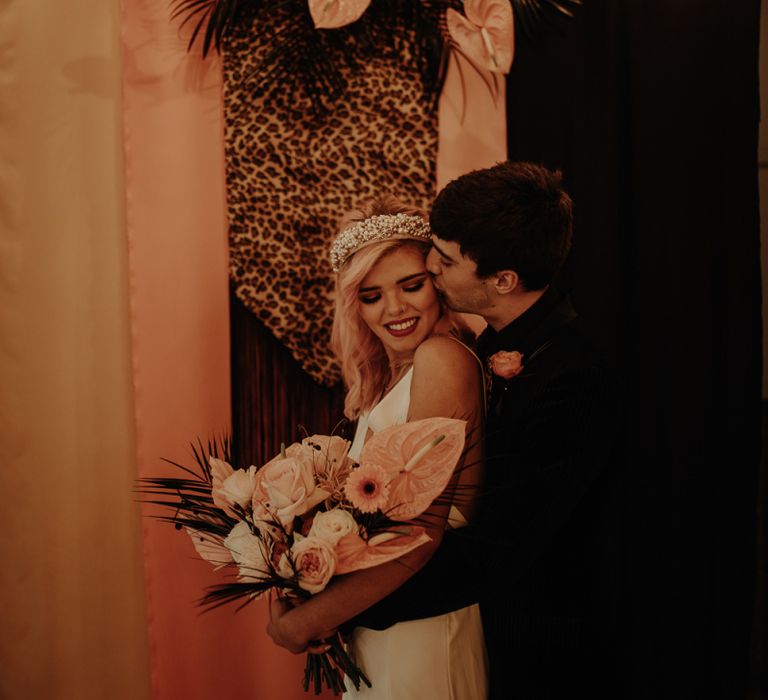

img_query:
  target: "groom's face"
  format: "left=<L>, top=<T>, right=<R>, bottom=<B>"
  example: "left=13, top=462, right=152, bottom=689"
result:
left=426, top=236, right=492, bottom=314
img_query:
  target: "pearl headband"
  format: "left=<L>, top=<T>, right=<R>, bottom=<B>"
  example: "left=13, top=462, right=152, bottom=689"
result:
left=329, top=213, right=432, bottom=273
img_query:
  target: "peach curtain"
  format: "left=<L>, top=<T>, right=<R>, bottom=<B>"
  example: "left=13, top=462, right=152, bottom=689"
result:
left=0, top=0, right=150, bottom=698
left=437, top=52, right=508, bottom=191
left=120, top=2, right=312, bottom=699
left=437, top=52, right=507, bottom=335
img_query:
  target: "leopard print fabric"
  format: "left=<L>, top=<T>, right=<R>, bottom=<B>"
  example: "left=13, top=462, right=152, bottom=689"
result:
left=224, top=15, right=438, bottom=386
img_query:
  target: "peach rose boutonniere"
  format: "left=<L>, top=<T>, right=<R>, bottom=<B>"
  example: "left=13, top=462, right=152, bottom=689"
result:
left=488, top=350, right=524, bottom=379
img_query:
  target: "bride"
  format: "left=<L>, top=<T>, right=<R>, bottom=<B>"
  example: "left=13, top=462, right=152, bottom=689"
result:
left=267, top=196, right=487, bottom=698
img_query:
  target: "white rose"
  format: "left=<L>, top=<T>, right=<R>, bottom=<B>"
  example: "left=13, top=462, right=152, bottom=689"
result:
left=224, top=521, right=269, bottom=587
left=307, top=509, right=359, bottom=546
left=213, top=465, right=258, bottom=518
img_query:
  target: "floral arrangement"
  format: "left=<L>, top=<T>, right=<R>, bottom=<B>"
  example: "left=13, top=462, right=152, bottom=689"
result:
left=138, top=417, right=466, bottom=694
left=171, top=0, right=581, bottom=112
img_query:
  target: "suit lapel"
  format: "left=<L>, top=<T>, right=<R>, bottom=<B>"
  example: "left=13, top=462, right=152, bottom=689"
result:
left=482, top=291, right=578, bottom=417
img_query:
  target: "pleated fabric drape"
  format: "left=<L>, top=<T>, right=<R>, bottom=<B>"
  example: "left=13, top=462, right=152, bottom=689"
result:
left=0, top=0, right=150, bottom=697
left=0, top=0, right=314, bottom=697
left=120, top=2, right=317, bottom=698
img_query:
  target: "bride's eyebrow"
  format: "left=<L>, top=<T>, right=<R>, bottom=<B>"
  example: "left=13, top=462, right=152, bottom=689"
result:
left=359, top=272, right=427, bottom=293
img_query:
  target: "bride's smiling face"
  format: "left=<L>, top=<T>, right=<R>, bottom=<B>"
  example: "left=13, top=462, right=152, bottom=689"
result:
left=357, top=246, right=441, bottom=363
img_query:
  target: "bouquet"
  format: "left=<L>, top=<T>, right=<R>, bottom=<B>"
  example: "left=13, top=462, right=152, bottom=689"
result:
left=138, top=417, right=466, bottom=694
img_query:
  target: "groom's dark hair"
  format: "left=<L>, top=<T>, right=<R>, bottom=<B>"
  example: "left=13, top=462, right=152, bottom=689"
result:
left=430, top=161, right=573, bottom=290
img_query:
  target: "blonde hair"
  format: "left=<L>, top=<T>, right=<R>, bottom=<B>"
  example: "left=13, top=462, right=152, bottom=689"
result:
left=331, top=196, right=431, bottom=419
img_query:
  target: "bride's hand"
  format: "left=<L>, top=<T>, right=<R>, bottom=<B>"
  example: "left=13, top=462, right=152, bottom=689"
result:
left=266, top=593, right=335, bottom=654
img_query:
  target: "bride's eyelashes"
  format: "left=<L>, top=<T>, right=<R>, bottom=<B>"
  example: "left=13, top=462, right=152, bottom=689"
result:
left=358, top=281, right=426, bottom=305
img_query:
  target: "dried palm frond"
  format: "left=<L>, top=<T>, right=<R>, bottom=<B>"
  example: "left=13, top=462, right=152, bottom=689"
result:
left=171, top=0, right=581, bottom=113
left=135, top=435, right=236, bottom=533
left=171, top=0, right=254, bottom=56
left=512, top=0, right=583, bottom=39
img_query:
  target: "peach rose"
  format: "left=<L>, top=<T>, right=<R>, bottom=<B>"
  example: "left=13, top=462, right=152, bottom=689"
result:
left=489, top=350, right=524, bottom=379
left=280, top=536, right=337, bottom=594
left=252, top=444, right=329, bottom=529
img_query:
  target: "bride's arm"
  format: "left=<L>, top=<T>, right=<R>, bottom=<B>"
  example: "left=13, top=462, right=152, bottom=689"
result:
left=267, top=337, right=484, bottom=652
left=408, top=336, right=485, bottom=524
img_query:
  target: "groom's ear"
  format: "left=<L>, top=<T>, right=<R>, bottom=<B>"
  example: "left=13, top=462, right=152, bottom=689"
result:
left=492, top=270, right=520, bottom=295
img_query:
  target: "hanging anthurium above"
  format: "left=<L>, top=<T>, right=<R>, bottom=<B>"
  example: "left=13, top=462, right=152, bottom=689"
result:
left=170, top=0, right=580, bottom=114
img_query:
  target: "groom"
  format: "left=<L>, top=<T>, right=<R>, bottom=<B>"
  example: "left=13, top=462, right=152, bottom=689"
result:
left=352, top=161, right=625, bottom=698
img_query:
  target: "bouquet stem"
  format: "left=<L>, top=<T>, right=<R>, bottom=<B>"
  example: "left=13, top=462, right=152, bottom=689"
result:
left=303, top=632, right=371, bottom=695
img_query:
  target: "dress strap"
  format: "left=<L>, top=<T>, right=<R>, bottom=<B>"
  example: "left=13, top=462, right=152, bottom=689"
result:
left=440, top=333, right=487, bottom=416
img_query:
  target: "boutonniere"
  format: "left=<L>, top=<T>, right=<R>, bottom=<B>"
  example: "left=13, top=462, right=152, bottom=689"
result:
left=488, top=350, right=524, bottom=379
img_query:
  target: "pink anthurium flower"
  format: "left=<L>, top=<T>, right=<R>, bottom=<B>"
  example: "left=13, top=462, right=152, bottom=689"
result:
left=446, top=0, right=515, bottom=74
left=334, top=527, right=432, bottom=574
left=358, top=417, right=466, bottom=521
left=308, top=0, right=371, bottom=30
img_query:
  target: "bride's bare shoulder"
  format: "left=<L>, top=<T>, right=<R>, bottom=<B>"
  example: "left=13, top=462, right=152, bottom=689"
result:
left=413, top=335, right=481, bottom=380
left=409, top=336, right=483, bottom=418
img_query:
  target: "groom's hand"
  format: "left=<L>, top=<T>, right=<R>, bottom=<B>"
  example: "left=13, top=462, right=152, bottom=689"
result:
left=266, top=594, right=335, bottom=655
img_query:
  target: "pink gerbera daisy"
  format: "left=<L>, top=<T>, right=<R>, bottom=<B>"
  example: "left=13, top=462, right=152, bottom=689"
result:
left=344, top=463, right=391, bottom=513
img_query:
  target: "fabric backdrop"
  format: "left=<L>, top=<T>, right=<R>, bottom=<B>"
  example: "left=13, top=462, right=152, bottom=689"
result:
left=1, top=0, right=327, bottom=698
left=120, top=1, right=320, bottom=698
left=0, top=0, right=151, bottom=697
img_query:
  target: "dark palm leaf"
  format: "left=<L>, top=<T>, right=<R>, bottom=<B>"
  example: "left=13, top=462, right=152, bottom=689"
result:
left=173, top=0, right=581, bottom=115
left=135, top=435, right=236, bottom=531
left=512, top=0, right=582, bottom=39
left=171, top=0, right=253, bottom=56
left=199, top=580, right=280, bottom=612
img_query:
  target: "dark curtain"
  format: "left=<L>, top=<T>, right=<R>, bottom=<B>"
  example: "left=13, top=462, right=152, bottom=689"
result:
left=503, top=0, right=762, bottom=698
left=231, top=1, right=763, bottom=697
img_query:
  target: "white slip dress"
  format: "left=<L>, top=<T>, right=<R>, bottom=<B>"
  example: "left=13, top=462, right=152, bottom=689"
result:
left=344, top=365, right=488, bottom=700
